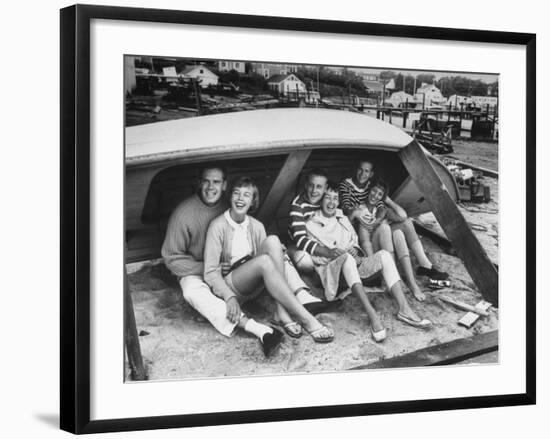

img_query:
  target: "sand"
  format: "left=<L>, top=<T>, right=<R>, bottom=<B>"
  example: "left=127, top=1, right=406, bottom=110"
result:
left=126, top=140, right=499, bottom=381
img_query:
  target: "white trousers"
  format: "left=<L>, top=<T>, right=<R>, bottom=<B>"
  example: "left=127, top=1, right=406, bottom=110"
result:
left=179, top=275, right=237, bottom=337
left=179, top=259, right=314, bottom=338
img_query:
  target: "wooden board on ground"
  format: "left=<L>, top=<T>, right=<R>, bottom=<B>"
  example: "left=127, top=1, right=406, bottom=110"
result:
left=439, top=295, right=491, bottom=316
left=352, top=330, right=498, bottom=369
left=399, top=141, right=499, bottom=305
left=458, top=301, right=492, bottom=328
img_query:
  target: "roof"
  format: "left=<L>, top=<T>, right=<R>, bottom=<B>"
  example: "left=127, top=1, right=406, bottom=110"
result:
left=417, top=83, right=441, bottom=93
left=267, top=74, right=302, bottom=84
left=125, top=108, right=413, bottom=166
left=364, top=81, right=384, bottom=92
left=389, top=91, right=415, bottom=101
left=180, top=65, right=217, bottom=77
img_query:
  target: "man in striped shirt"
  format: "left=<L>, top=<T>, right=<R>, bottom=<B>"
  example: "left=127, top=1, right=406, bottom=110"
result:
left=338, top=159, right=374, bottom=216
left=339, top=158, right=449, bottom=283
left=288, top=168, right=347, bottom=272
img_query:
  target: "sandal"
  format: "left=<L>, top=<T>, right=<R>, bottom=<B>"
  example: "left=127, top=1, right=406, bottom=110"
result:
left=397, top=312, right=432, bottom=329
left=371, top=325, right=387, bottom=342
left=270, top=320, right=303, bottom=339
left=306, top=325, right=334, bottom=343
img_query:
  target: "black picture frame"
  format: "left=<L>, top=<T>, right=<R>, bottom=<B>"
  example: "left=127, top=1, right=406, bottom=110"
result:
left=60, top=4, right=536, bottom=434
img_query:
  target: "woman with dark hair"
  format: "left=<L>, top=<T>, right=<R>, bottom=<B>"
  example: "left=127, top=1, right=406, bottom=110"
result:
left=306, top=181, right=432, bottom=340
left=342, top=159, right=449, bottom=302
left=203, top=177, right=334, bottom=353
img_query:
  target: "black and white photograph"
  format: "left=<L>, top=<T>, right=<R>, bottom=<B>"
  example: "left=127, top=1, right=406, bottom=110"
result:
left=124, top=56, right=500, bottom=382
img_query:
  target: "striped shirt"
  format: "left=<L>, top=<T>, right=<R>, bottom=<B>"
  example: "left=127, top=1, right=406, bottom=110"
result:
left=288, top=194, right=320, bottom=254
left=338, top=178, right=371, bottom=214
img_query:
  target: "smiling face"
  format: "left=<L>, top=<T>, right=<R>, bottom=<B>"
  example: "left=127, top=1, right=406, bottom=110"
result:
left=305, top=174, right=328, bottom=205
left=230, top=184, right=255, bottom=218
left=320, top=188, right=339, bottom=218
left=368, top=185, right=386, bottom=205
left=199, top=168, right=226, bottom=206
left=355, top=161, right=374, bottom=187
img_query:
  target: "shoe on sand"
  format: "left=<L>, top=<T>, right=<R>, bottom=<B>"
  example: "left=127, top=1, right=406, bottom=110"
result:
left=261, top=328, right=284, bottom=357
left=371, top=325, right=387, bottom=342
left=306, top=325, right=334, bottom=343
left=270, top=320, right=303, bottom=339
left=397, top=312, right=432, bottom=329
left=416, top=266, right=449, bottom=280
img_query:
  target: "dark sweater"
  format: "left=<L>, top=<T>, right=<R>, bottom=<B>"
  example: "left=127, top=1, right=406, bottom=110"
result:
left=162, top=194, right=227, bottom=278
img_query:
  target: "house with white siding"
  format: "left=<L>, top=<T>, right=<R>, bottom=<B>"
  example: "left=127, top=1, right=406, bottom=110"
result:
left=414, top=83, right=445, bottom=106
left=267, top=74, right=307, bottom=97
left=252, top=63, right=298, bottom=79
left=446, top=94, right=472, bottom=107
left=387, top=91, right=417, bottom=108
left=471, top=96, right=498, bottom=108
left=180, top=65, right=219, bottom=88
left=217, top=60, right=246, bottom=73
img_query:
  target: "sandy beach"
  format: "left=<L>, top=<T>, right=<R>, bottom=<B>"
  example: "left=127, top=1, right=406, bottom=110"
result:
left=126, top=140, right=499, bottom=381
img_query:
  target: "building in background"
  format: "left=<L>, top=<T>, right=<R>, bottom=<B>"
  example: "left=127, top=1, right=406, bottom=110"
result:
left=471, top=96, right=498, bottom=108
left=267, top=73, right=307, bottom=99
left=446, top=94, right=473, bottom=108
left=180, top=65, right=219, bottom=88
left=217, top=61, right=246, bottom=73
left=387, top=91, right=417, bottom=108
left=252, top=63, right=298, bottom=79
left=414, top=82, right=445, bottom=106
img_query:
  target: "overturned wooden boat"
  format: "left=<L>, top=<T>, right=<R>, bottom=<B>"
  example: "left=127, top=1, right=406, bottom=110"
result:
left=124, top=107, right=498, bottom=379
left=126, top=108, right=460, bottom=259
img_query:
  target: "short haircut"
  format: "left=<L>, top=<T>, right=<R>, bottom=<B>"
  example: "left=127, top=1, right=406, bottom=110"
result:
left=305, top=167, right=329, bottom=183
left=198, top=163, right=227, bottom=181
left=325, top=180, right=340, bottom=193
left=357, top=157, right=375, bottom=170
left=370, top=178, right=390, bottom=199
left=230, top=176, right=260, bottom=213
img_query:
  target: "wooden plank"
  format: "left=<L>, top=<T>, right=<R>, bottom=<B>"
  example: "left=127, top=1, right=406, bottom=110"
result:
left=458, top=300, right=492, bottom=328
left=456, top=351, right=499, bottom=364
left=257, top=150, right=311, bottom=224
left=444, top=156, right=499, bottom=178
left=399, top=140, right=499, bottom=306
left=352, top=330, right=498, bottom=369
left=124, top=266, right=148, bottom=380
left=413, top=220, right=499, bottom=271
left=439, top=296, right=491, bottom=316
left=412, top=219, right=454, bottom=251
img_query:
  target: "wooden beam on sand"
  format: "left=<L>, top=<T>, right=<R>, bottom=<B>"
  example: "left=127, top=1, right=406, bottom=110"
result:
left=257, top=150, right=311, bottom=224
left=445, top=156, right=499, bottom=179
left=124, top=266, right=148, bottom=381
left=352, top=330, right=498, bottom=369
left=399, top=140, right=499, bottom=306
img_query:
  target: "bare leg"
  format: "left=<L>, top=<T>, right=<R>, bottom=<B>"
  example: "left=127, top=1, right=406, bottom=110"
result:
left=259, top=236, right=306, bottom=324
left=357, top=226, right=374, bottom=257
left=341, top=254, right=383, bottom=332
left=393, top=229, right=425, bottom=301
left=229, top=255, right=332, bottom=336
left=353, top=283, right=384, bottom=332
left=259, top=235, right=286, bottom=273
left=376, top=250, right=421, bottom=321
left=373, top=222, right=394, bottom=258
left=395, top=218, right=432, bottom=268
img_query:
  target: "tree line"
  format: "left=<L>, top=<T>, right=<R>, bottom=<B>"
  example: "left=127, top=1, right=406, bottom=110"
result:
left=380, top=71, right=498, bottom=97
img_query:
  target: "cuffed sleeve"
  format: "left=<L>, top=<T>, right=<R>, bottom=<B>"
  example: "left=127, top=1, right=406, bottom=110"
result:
left=203, top=219, right=237, bottom=301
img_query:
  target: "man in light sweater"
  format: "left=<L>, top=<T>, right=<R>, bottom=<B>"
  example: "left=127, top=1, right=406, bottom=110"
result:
left=162, top=165, right=324, bottom=351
